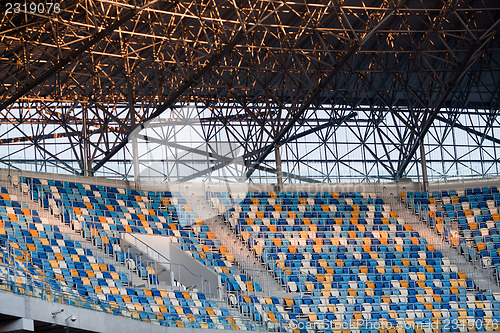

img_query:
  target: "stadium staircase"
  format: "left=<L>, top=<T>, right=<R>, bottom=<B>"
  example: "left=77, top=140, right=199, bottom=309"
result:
left=178, top=188, right=288, bottom=297
left=386, top=193, right=500, bottom=294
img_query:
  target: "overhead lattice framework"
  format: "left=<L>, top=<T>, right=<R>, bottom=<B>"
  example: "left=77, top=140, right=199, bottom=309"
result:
left=0, top=0, right=499, bottom=182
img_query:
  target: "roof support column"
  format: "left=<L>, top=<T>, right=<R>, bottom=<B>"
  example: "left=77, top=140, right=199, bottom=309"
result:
left=132, top=134, right=141, bottom=189
left=419, top=138, right=428, bottom=192
left=275, top=143, right=283, bottom=191
left=83, top=105, right=90, bottom=177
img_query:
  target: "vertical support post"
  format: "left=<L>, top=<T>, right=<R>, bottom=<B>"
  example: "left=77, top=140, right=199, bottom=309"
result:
left=170, top=266, right=175, bottom=289
left=132, top=134, right=140, bottom=189
left=420, top=138, right=429, bottom=192
left=275, top=143, right=283, bottom=191
left=83, top=104, right=89, bottom=176
left=218, top=275, right=222, bottom=299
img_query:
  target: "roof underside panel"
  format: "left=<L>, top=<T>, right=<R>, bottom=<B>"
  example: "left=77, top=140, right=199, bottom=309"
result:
left=0, top=0, right=499, bottom=182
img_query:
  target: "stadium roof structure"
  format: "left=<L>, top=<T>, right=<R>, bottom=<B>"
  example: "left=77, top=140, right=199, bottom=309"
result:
left=0, top=0, right=499, bottom=183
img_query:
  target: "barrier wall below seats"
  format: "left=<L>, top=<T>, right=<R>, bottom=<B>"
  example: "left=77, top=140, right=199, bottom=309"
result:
left=4, top=167, right=500, bottom=203
left=0, top=290, right=253, bottom=333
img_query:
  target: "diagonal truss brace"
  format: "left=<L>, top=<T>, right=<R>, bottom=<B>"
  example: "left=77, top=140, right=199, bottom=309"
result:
left=435, top=115, right=500, bottom=145
left=92, top=29, right=247, bottom=174
left=180, top=111, right=357, bottom=182
left=137, top=135, right=320, bottom=183
left=245, top=6, right=398, bottom=179
left=0, top=1, right=160, bottom=112
left=394, top=24, right=500, bottom=180
left=285, top=112, right=357, bottom=143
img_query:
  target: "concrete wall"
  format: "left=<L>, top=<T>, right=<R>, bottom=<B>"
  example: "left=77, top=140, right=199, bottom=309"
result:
left=122, top=233, right=173, bottom=261
left=0, top=168, right=133, bottom=191
left=0, top=291, right=253, bottom=333
left=121, top=234, right=219, bottom=297
left=3, top=167, right=500, bottom=198
left=168, top=241, right=220, bottom=297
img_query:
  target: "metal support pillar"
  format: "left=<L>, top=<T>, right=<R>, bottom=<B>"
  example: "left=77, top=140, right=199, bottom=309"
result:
left=420, top=138, right=429, bottom=192
left=275, top=143, right=283, bottom=191
left=132, top=134, right=140, bottom=189
left=83, top=105, right=89, bottom=177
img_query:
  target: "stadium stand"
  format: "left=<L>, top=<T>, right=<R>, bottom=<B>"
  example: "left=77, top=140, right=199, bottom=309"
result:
left=2, top=1, right=500, bottom=332
left=210, top=190, right=500, bottom=331
left=0, top=179, right=261, bottom=331
left=20, top=177, right=262, bottom=294
left=404, top=187, right=500, bottom=285
left=3, top=174, right=500, bottom=332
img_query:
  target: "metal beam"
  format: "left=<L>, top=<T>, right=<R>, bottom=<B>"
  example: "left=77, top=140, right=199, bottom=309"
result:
left=245, top=7, right=398, bottom=179
left=136, top=135, right=231, bottom=161
left=91, top=29, right=247, bottom=174
left=0, top=1, right=159, bottom=112
left=282, top=112, right=357, bottom=144
left=257, top=166, right=321, bottom=184
left=435, top=115, right=500, bottom=146
left=138, top=134, right=320, bottom=183
left=177, top=111, right=356, bottom=182
left=0, top=131, right=78, bottom=144
left=394, top=31, right=499, bottom=180
left=176, top=156, right=321, bottom=183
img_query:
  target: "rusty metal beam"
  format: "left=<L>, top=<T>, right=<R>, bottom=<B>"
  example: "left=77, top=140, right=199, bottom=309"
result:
left=0, top=1, right=160, bottom=112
